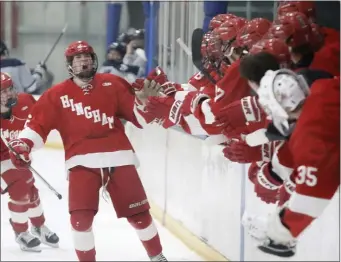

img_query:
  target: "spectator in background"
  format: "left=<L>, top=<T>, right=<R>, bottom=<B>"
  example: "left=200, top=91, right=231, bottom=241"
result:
left=98, top=42, right=140, bottom=83
left=122, top=29, right=147, bottom=77
left=0, top=40, right=49, bottom=95
left=29, top=68, right=54, bottom=94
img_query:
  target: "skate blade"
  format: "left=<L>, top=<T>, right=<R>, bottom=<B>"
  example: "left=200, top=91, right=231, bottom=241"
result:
left=41, top=240, right=59, bottom=248
left=31, top=232, right=59, bottom=248
left=20, top=246, right=42, bottom=252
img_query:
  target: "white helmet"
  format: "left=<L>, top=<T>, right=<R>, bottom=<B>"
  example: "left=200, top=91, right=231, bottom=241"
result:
left=257, top=69, right=310, bottom=136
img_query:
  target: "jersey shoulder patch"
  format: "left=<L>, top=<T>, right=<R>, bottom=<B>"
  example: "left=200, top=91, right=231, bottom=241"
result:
left=0, top=58, right=25, bottom=68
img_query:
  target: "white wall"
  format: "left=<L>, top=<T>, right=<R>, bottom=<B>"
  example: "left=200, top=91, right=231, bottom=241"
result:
left=44, top=122, right=340, bottom=261
left=3, top=1, right=129, bottom=83
left=124, top=123, right=340, bottom=261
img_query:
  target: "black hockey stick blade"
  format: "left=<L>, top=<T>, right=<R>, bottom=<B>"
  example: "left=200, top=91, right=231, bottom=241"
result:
left=191, top=28, right=217, bottom=84
left=191, top=28, right=205, bottom=72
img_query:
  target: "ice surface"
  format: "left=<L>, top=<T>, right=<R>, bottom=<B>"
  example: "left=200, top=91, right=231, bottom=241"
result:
left=1, top=148, right=203, bottom=261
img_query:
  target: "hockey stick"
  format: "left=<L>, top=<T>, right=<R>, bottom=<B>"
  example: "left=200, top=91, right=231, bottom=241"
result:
left=191, top=28, right=217, bottom=84
left=0, top=134, right=63, bottom=200
left=41, top=23, right=68, bottom=66
left=176, top=38, right=192, bottom=57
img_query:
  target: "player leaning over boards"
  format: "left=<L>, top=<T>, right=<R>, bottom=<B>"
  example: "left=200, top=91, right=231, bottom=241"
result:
left=7, top=41, right=167, bottom=262
left=0, top=72, right=59, bottom=252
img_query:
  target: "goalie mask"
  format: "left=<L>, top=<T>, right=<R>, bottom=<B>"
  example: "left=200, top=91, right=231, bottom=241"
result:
left=1, top=72, right=18, bottom=117
left=257, top=69, right=310, bottom=137
left=65, top=40, right=98, bottom=82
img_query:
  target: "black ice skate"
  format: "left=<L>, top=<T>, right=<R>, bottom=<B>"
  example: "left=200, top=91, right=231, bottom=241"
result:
left=15, top=231, right=42, bottom=252
left=31, top=225, right=59, bottom=248
left=150, top=253, right=168, bottom=261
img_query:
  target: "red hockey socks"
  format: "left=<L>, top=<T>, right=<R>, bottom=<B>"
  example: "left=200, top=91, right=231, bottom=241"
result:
left=71, top=210, right=96, bottom=261
left=127, top=210, right=163, bottom=257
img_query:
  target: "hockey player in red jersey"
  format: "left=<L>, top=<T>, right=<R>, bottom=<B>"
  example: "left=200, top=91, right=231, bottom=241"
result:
left=245, top=69, right=339, bottom=257
left=145, top=17, right=254, bottom=138
left=270, top=10, right=340, bottom=76
left=277, top=0, right=340, bottom=47
left=0, top=72, right=59, bottom=252
left=216, top=38, right=291, bottom=138
left=6, top=41, right=167, bottom=262
left=182, top=18, right=272, bottom=134
left=277, top=1, right=340, bottom=75
left=217, top=38, right=292, bottom=165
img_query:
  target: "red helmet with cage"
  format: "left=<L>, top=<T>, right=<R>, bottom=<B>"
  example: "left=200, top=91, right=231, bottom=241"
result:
left=64, top=40, right=98, bottom=81
left=277, top=1, right=316, bottom=23
left=271, top=12, right=313, bottom=48
left=208, top=13, right=237, bottom=31
left=205, top=33, right=223, bottom=60
left=200, top=33, right=226, bottom=76
left=250, top=38, right=291, bottom=68
left=1, top=72, right=17, bottom=109
left=212, top=17, right=248, bottom=50
left=235, top=18, right=272, bottom=50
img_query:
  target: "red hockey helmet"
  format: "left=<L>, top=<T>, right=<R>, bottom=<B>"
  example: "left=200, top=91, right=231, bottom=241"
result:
left=0, top=72, right=17, bottom=109
left=271, top=12, right=312, bottom=48
left=0, top=72, right=13, bottom=90
left=213, top=17, right=248, bottom=49
left=235, top=18, right=272, bottom=50
left=205, top=33, right=223, bottom=60
left=250, top=38, right=291, bottom=68
left=277, top=1, right=316, bottom=23
left=64, top=40, right=98, bottom=81
left=200, top=33, right=227, bottom=76
left=208, top=13, right=237, bottom=31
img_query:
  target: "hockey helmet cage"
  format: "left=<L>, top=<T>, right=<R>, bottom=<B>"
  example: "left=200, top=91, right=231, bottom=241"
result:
left=64, top=40, right=98, bottom=80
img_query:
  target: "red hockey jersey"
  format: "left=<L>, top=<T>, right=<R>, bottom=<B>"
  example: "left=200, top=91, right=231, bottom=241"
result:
left=310, top=27, right=340, bottom=76
left=194, top=59, right=251, bottom=135
left=172, top=72, right=217, bottom=136
left=18, top=73, right=145, bottom=170
left=282, top=77, right=340, bottom=237
left=1, top=93, right=36, bottom=173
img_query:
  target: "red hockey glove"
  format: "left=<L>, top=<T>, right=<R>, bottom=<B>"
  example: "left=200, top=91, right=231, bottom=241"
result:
left=145, top=96, right=182, bottom=128
left=278, top=174, right=296, bottom=207
left=223, top=140, right=275, bottom=164
left=214, top=96, right=266, bottom=138
left=131, top=78, right=145, bottom=92
left=8, top=138, right=33, bottom=169
left=254, top=162, right=283, bottom=204
left=146, top=66, right=169, bottom=85
left=248, top=162, right=263, bottom=184
left=180, top=91, right=210, bottom=117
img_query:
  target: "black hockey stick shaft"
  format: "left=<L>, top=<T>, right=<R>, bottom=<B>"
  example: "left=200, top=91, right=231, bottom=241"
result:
left=191, top=28, right=217, bottom=84
left=41, top=23, right=68, bottom=66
